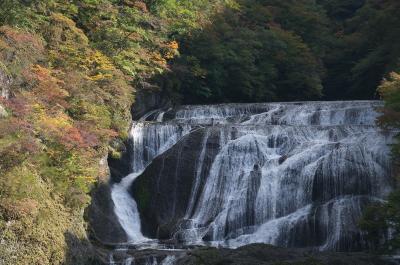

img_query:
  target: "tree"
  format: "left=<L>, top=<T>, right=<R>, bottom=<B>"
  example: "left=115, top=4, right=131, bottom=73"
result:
left=360, top=72, right=400, bottom=252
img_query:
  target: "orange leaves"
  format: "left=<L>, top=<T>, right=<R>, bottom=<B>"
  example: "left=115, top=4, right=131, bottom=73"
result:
left=167, top=40, right=179, bottom=50
left=84, top=51, right=115, bottom=81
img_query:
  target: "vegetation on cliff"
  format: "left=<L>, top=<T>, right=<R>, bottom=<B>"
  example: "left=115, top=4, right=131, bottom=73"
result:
left=0, top=1, right=178, bottom=264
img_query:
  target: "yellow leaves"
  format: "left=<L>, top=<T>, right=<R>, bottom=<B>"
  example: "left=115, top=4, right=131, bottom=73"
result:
left=84, top=51, right=116, bottom=81
left=0, top=60, right=10, bottom=76
left=0, top=164, right=45, bottom=201
left=32, top=103, right=44, bottom=113
left=87, top=73, right=113, bottom=81
left=377, top=72, right=400, bottom=128
left=39, top=113, right=72, bottom=129
left=71, top=100, right=112, bottom=129
left=86, top=51, right=115, bottom=71
left=221, top=0, right=241, bottom=11
left=379, top=72, right=400, bottom=98
left=31, top=65, right=51, bottom=80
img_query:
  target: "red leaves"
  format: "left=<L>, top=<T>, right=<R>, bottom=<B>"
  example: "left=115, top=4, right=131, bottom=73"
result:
left=59, top=125, right=100, bottom=150
left=23, top=65, right=69, bottom=108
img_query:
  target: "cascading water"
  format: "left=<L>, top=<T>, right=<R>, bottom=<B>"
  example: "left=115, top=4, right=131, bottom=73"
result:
left=110, top=101, right=396, bottom=263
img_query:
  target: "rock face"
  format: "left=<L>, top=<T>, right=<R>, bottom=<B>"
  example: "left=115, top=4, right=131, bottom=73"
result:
left=0, top=66, right=11, bottom=99
left=0, top=105, right=7, bottom=118
left=104, top=101, right=396, bottom=253
left=86, top=183, right=127, bottom=244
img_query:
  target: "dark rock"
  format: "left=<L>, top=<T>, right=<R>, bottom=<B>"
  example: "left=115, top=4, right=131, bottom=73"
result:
left=131, top=89, right=171, bottom=120
left=278, top=155, right=287, bottom=164
left=86, top=183, right=127, bottom=244
left=131, top=128, right=221, bottom=238
left=108, top=140, right=133, bottom=183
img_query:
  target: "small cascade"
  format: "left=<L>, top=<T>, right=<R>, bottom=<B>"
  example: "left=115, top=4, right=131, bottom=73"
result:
left=141, top=256, right=176, bottom=265
left=108, top=253, right=177, bottom=265
left=110, top=101, right=395, bottom=253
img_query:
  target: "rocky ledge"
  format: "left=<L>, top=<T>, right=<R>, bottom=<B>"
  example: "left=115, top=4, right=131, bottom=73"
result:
left=178, top=244, right=399, bottom=265
left=97, top=244, right=399, bottom=265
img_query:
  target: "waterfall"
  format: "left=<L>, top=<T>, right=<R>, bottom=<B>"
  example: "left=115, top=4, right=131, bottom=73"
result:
left=111, top=101, right=395, bottom=251
left=111, top=122, right=191, bottom=242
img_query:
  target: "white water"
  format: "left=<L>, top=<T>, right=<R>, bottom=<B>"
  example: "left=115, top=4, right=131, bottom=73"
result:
left=111, top=101, right=395, bottom=251
left=111, top=171, right=148, bottom=242
left=141, top=256, right=176, bottom=265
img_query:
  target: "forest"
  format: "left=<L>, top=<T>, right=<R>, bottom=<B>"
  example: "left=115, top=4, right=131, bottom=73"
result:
left=0, top=0, right=399, bottom=264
